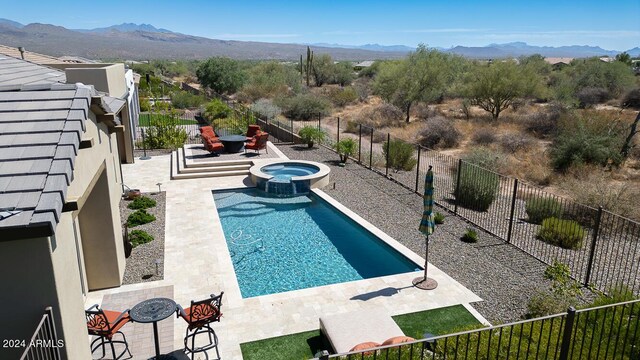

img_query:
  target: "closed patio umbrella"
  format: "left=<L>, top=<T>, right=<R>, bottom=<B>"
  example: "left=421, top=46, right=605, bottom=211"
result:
left=413, top=165, right=438, bottom=290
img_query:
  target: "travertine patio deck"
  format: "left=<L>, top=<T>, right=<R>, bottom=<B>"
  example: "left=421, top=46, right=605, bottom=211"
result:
left=86, top=142, right=485, bottom=359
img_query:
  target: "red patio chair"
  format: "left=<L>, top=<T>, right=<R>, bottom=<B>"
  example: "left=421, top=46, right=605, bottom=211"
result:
left=246, top=124, right=261, bottom=140
left=245, top=132, right=269, bottom=154
left=85, top=304, right=132, bottom=360
left=176, top=292, right=224, bottom=360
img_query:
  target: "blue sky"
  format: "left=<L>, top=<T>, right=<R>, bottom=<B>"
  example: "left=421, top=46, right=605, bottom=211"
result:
left=2, top=0, right=639, bottom=50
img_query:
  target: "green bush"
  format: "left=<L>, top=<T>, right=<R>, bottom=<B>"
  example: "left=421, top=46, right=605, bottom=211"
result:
left=383, top=139, right=417, bottom=172
left=462, top=147, right=507, bottom=173
left=297, top=126, right=325, bottom=147
left=129, top=230, right=154, bottom=248
left=203, top=98, right=232, bottom=121
left=127, top=210, right=156, bottom=227
left=279, top=94, right=331, bottom=121
left=139, top=97, right=151, bottom=112
left=327, top=86, right=358, bottom=107
left=526, top=291, right=576, bottom=318
left=170, top=91, right=206, bottom=109
left=525, top=196, right=563, bottom=224
left=434, top=212, right=445, bottom=224
left=143, top=113, right=188, bottom=150
left=461, top=228, right=478, bottom=243
left=335, top=138, right=358, bottom=163
left=127, top=196, right=157, bottom=210
left=537, top=217, right=585, bottom=249
left=456, top=163, right=499, bottom=212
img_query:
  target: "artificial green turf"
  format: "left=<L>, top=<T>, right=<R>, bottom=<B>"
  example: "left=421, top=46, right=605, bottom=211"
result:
left=240, top=330, right=328, bottom=360
left=240, top=305, right=482, bottom=360
left=392, top=304, right=483, bottom=339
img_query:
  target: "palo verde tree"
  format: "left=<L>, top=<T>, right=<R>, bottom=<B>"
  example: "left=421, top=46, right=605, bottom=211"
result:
left=464, top=60, right=541, bottom=120
left=374, top=45, right=456, bottom=122
left=196, top=57, right=245, bottom=95
left=312, top=54, right=335, bottom=87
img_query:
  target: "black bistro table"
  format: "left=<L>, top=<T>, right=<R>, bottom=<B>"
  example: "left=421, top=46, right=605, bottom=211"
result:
left=130, top=297, right=176, bottom=359
left=219, top=134, right=247, bottom=153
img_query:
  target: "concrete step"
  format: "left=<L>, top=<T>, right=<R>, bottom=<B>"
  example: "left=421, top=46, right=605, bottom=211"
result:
left=171, top=149, right=250, bottom=180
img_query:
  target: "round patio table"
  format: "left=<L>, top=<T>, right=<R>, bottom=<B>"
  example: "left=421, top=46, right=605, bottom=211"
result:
left=130, top=297, right=176, bottom=359
left=219, top=135, right=247, bottom=153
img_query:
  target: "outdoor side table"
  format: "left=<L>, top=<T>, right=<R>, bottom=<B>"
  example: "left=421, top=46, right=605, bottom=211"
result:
left=219, top=134, right=248, bottom=153
left=130, top=297, right=176, bottom=359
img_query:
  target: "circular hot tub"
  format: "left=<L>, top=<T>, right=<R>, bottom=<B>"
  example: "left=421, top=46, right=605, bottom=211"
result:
left=250, top=160, right=330, bottom=196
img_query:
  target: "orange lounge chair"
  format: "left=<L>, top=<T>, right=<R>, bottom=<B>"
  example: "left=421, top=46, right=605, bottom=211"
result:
left=245, top=132, right=269, bottom=154
left=177, top=292, right=224, bottom=360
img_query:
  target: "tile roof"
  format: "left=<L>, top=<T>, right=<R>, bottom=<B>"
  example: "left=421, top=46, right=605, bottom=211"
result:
left=0, top=44, right=70, bottom=65
left=0, top=56, right=66, bottom=86
left=0, top=79, right=93, bottom=238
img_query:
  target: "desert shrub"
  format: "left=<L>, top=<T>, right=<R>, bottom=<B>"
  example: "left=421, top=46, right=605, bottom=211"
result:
left=412, top=103, right=437, bottom=120
left=499, top=132, right=534, bottom=152
left=418, top=116, right=461, bottom=149
left=129, top=230, right=154, bottom=248
left=327, top=87, right=358, bottom=107
left=456, top=164, right=499, bottom=212
left=279, top=94, right=331, bottom=120
left=370, top=103, right=404, bottom=123
left=526, top=291, right=575, bottom=318
left=344, top=120, right=360, bottom=134
left=461, top=228, right=478, bottom=243
left=352, top=78, right=371, bottom=101
left=522, top=107, right=562, bottom=138
left=525, top=197, right=563, bottom=224
left=143, top=113, right=188, bottom=149
left=127, top=209, right=156, bottom=227
left=527, top=261, right=582, bottom=317
left=170, top=91, right=206, bottom=109
left=127, top=196, right=157, bottom=210
left=203, top=98, right=232, bottom=121
left=472, top=127, right=497, bottom=145
left=622, top=88, right=640, bottom=109
left=383, top=139, right=417, bottom=172
left=434, top=212, right=445, bottom=224
left=576, top=87, right=610, bottom=108
left=462, top=147, right=508, bottom=173
left=537, top=217, right=585, bottom=249
left=461, top=99, right=472, bottom=120
left=550, top=122, right=624, bottom=171
left=250, top=98, right=281, bottom=119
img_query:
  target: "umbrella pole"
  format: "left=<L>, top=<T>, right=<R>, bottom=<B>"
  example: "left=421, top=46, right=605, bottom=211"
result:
left=413, top=235, right=438, bottom=290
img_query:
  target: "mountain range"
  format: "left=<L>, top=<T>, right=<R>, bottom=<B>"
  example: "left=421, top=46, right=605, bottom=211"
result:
left=0, top=19, right=637, bottom=61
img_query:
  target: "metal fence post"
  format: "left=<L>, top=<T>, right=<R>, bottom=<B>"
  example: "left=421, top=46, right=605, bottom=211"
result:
left=369, top=130, right=373, bottom=168
left=558, top=307, right=577, bottom=360
left=584, top=206, right=604, bottom=286
left=336, top=117, right=340, bottom=144
left=454, top=158, right=463, bottom=215
left=385, top=133, right=391, bottom=176
left=415, top=146, right=421, bottom=193
left=318, top=112, right=321, bottom=131
left=290, top=118, right=294, bottom=143
left=140, top=127, right=151, bottom=160
left=506, top=179, right=519, bottom=244
left=358, top=124, right=362, bottom=163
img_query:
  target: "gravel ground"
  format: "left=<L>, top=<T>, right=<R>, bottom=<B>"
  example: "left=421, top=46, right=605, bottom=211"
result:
left=120, top=192, right=166, bottom=284
left=279, top=144, right=591, bottom=323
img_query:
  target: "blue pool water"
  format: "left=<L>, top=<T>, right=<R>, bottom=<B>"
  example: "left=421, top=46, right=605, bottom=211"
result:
left=261, top=163, right=319, bottom=181
left=213, top=188, right=419, bottom=298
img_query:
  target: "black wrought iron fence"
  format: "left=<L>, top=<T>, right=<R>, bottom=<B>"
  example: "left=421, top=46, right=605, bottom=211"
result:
left=318, top=299, right=640, bottom=360
left=318, top=119, right=640, bottom=295
left=20, top=307, right=61, bottom=360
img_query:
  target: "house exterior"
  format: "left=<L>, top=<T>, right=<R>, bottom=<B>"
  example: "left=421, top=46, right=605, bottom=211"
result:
left=0, top=56, right=127, bottom=359
left=544, top=57, right=574, bottom=70
left=0, top=45, right=140, bottom=164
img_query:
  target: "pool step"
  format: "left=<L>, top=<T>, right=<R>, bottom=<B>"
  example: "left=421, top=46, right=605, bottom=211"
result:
left=171, top=149, right=251, bottom=180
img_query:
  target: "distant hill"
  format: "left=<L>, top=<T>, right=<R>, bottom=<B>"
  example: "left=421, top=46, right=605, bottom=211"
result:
left=0, top=19, right=635, bottom=61
left=0, top=20, right=406, bottom=61
left=0, top=18, right=24, bottom=28
left=75, top=23, right=174, bottom=34
left=445, top=42, right=621, bottom=58
left=626, top=47, right=640, bottom=57
left=311, top=43, right=415, bottom=53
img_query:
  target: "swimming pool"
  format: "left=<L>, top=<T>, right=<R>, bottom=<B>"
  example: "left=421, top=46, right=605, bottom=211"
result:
left=213, top=188, right=419, bottom=298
